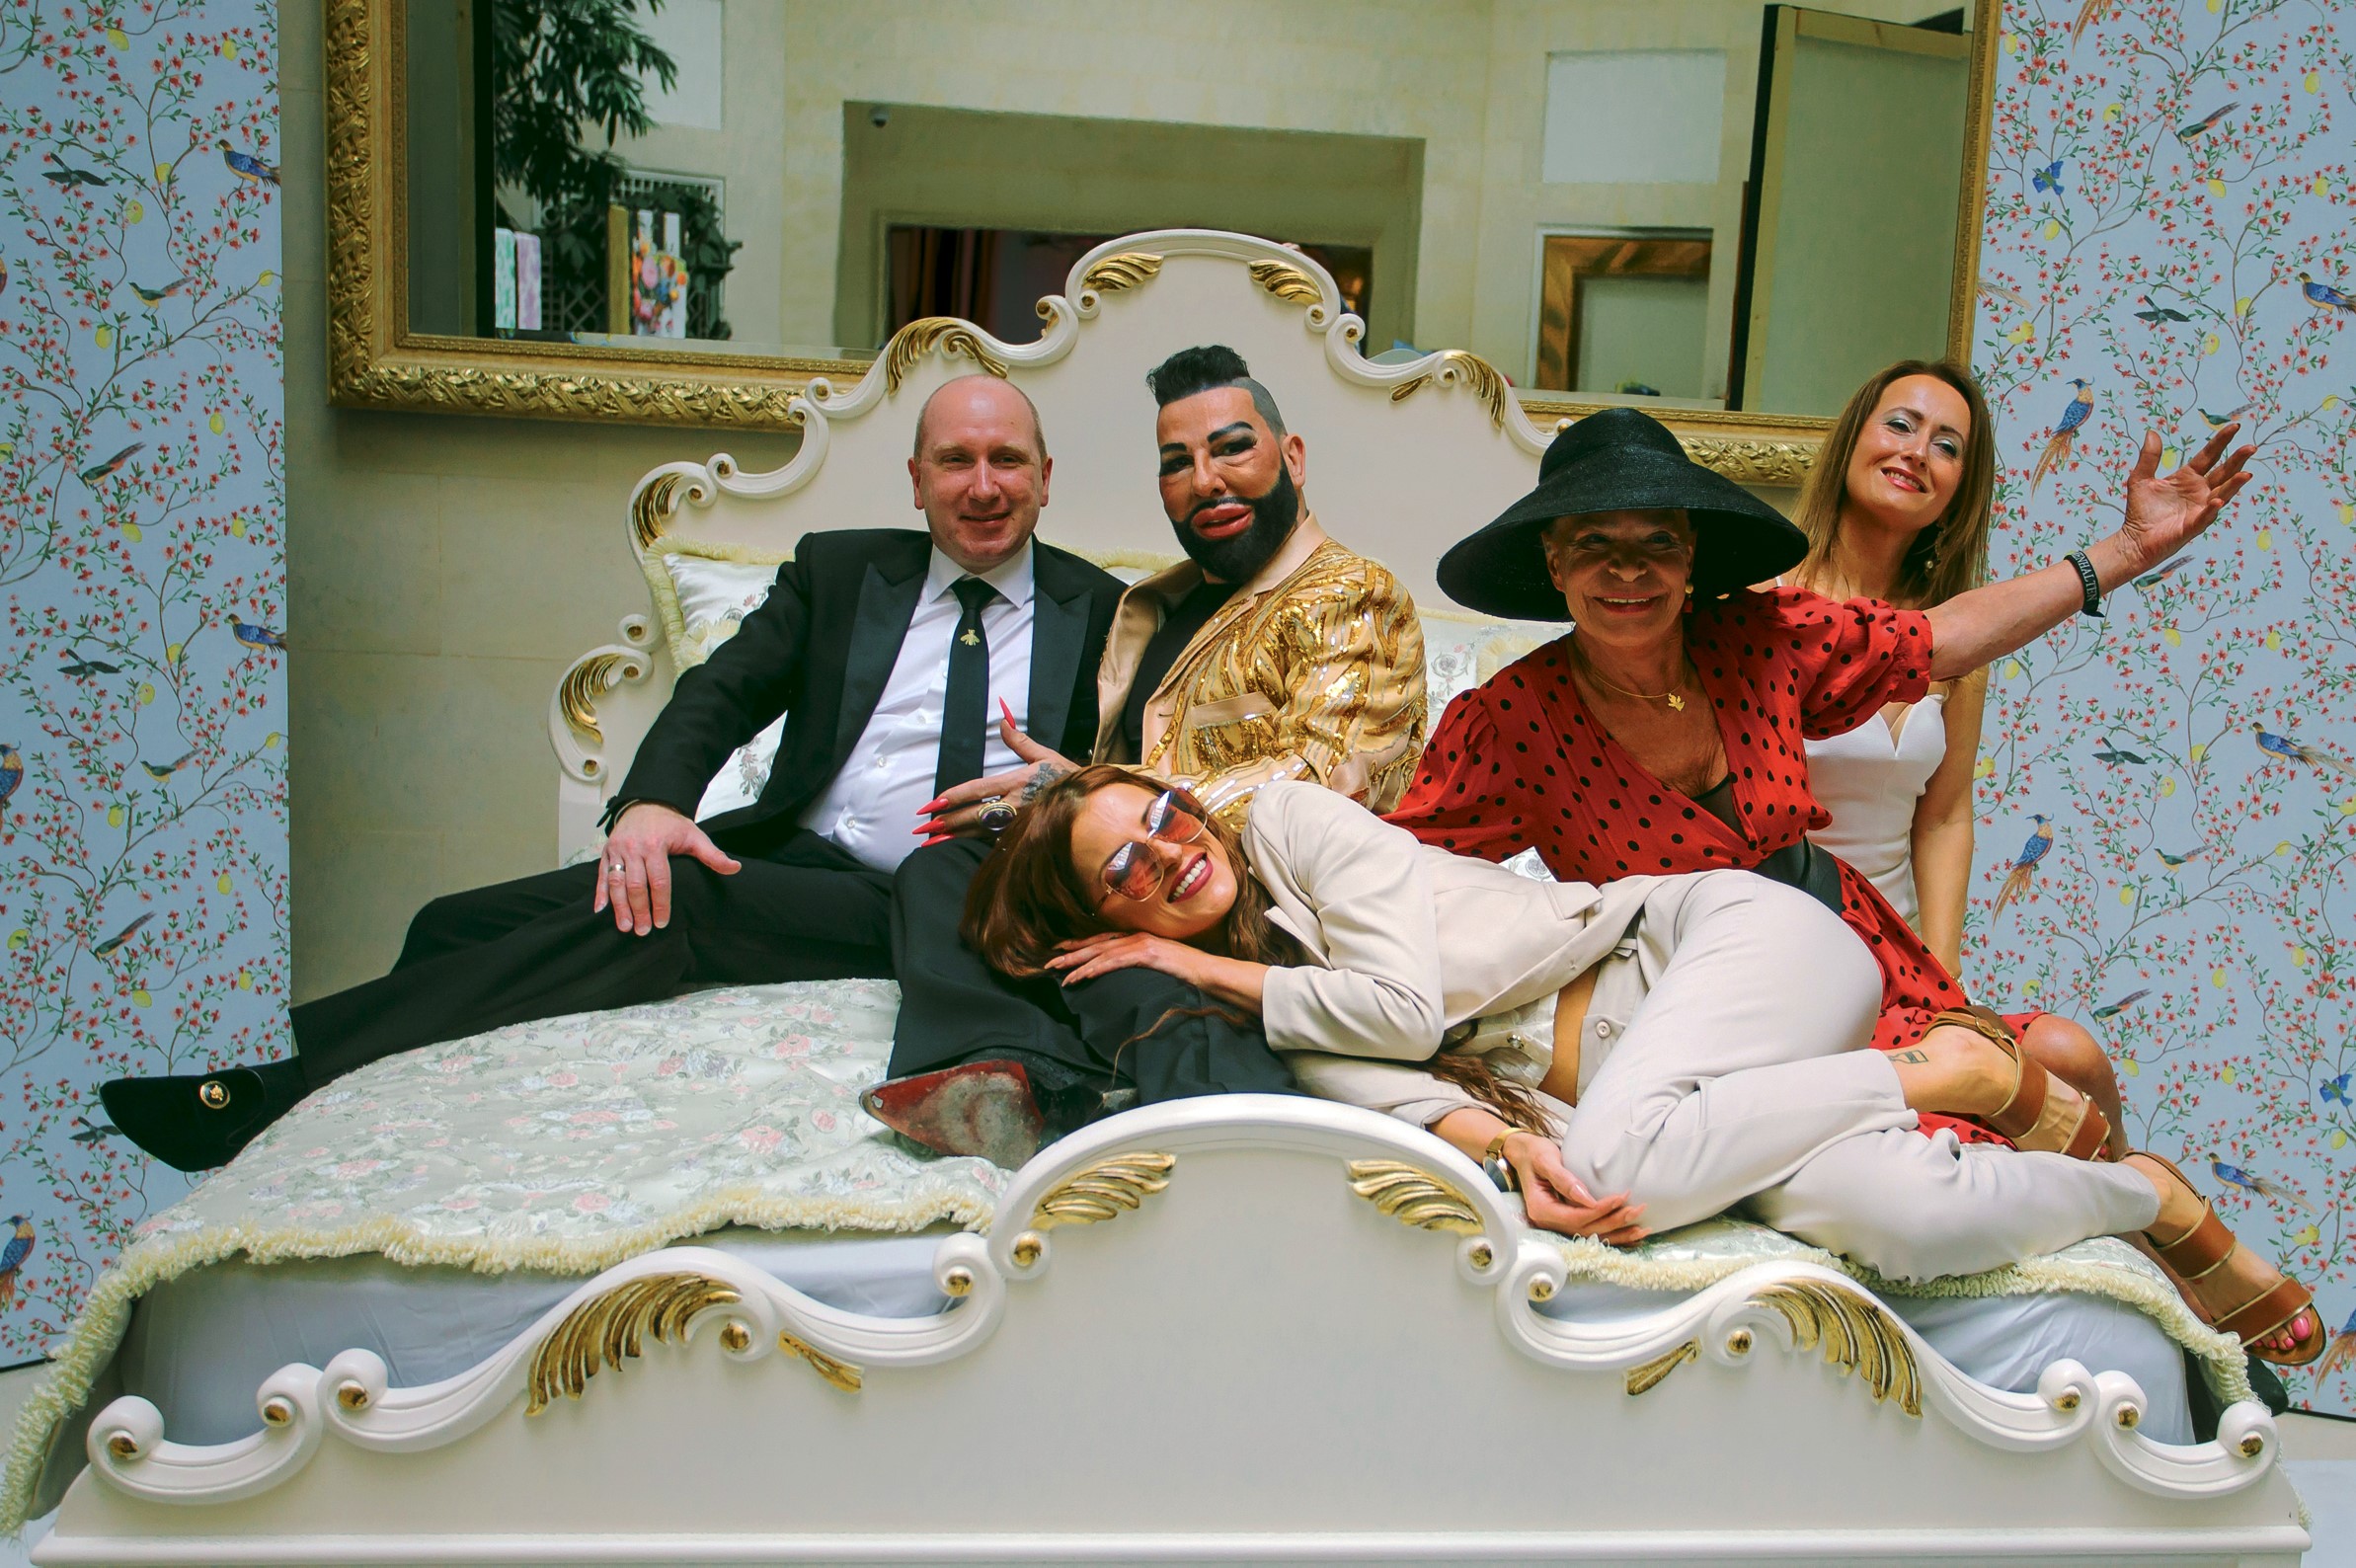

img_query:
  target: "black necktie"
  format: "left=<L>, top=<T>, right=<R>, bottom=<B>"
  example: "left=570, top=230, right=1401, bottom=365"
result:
left=935, top=576, right=999, bottom=795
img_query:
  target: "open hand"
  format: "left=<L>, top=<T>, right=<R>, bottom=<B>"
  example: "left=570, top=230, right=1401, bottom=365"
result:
left=914, top=702, right=1077, bottom=846
left=594, top=802, right=741, bottom=934
left=1509, top=1134, right=1647, bottom=1245
left=2116, top=423, right=2257, bottom=574
left=1044, top=931, right=1208, bottom=988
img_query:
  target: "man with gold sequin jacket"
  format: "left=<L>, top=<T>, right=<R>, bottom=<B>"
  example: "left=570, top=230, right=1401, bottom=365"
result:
left=871, top=345, right=1427, bottom=1160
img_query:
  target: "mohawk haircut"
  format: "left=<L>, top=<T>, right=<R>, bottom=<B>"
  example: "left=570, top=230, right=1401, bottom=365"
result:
left=1144, top=345, right=1287, bottom=437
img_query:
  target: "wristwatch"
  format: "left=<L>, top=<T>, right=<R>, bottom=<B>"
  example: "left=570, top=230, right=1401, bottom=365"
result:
left=1482, top=1131, right=1521, bottom=1194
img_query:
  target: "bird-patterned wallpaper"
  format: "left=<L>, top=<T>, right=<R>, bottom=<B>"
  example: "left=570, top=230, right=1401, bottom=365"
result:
left=0, top=1, right=284, bottom=1360
left=1973, top=0, right=2356, bottom=1408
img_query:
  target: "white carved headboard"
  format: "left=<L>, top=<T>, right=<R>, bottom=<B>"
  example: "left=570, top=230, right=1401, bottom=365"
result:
left=545, top=230, right=1672, bottom=860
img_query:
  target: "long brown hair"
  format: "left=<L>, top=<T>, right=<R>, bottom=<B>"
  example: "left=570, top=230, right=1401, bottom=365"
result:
left=962, top=765, right=1301, bottom=977
left=1791, top=358, right=1997, bottom=609
left=964, top=767, right=1558, bottom=1137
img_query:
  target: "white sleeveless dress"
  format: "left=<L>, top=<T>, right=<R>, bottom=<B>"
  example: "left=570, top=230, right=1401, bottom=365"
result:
left=1804, top=690, right=1948, bottom=928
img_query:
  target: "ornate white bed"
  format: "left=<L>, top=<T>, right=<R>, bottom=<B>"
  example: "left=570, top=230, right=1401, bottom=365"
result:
left=21, top=232, right=2310, bottom=1565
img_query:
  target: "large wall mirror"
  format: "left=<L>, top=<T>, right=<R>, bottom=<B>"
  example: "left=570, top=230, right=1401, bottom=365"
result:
left=334, top=0, right=1995, bottom=445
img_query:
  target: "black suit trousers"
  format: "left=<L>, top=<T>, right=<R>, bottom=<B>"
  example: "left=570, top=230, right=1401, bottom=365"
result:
left=290, top=831, right=893, bottom=1087
left=887, top=838, right=1297, bottom=1128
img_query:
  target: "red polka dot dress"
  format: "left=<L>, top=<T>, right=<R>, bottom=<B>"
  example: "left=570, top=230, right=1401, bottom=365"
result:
left=1387, top=587, right=2001, bottom=1146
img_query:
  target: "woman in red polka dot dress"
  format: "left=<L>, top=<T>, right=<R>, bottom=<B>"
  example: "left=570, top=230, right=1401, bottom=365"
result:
left=1391, top=408, right=2255, bottom=1159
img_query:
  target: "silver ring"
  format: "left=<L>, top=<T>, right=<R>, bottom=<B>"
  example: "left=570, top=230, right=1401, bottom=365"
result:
left=977, top=797, right=1017, bottom=834
left=609, top=861, right=625, bottom=874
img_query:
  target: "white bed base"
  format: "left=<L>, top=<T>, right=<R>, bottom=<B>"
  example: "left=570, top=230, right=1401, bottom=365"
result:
left=39, top=1097, right=2305, bottom=1564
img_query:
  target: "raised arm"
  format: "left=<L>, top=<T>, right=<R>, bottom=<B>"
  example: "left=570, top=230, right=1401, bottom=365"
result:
left=1924, top=426, right=2254, bottom=679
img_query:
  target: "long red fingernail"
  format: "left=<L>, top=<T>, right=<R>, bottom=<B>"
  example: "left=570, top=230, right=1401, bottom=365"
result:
left=998, top=699, right=1016, bottom=722
left=916, top=797, right=944, bottom=814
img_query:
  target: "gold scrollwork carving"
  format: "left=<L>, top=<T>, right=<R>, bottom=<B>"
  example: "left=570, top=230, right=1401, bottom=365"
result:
left=1752, top=1281, right=1922, bottom=1418
left=1034, top=1152, right=1177, bottom=1227
left=882, top=317, right=1012, bottom=396
left=632, top=472, right=683, bottom=551
left=1083, top=253, right=1164, bottom=294
left=1388, top=351, right=1512, bottom=431
left=526, top=1273, right=742, bottom=1416
left=1624, top=1340, right=1699, bottom=1397
left=322, top=0, right=376, bottom=405
left=779, top=1331, right=864, bottom=1394
left=1678, top=436, right=1817, bottom=488
left=1344, top=1159, right=1483, bottom=1236
left=558, top=652, right=648, bottom=747
left=1247, top=259, right=1324, bottom=305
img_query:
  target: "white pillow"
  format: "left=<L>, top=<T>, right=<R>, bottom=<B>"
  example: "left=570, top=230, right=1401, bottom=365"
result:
left=647, top=550, right=788, bottom=822
left=661, top=552, right=785, bottom=668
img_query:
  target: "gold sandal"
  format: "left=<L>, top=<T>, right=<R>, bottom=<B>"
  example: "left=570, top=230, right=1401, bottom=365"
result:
left=2136, top=1151, right=2327, bottom=1368
left=1926, top=1005, right=2110, bottom=1161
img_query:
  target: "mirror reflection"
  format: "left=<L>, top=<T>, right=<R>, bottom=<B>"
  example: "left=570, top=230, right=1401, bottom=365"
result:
left=403, top=0, right=1981, bottom=418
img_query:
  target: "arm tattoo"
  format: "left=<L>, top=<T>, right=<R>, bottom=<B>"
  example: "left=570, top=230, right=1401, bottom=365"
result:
left=1020, top=760, right=1070, bottom=805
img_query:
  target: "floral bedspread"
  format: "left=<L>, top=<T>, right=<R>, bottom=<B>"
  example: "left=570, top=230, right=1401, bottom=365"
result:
left=130, top=979, right=1003, bottom=1268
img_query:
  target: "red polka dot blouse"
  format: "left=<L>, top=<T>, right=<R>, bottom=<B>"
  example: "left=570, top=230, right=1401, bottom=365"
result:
left=1387, top=587, right=2001, bottom=1145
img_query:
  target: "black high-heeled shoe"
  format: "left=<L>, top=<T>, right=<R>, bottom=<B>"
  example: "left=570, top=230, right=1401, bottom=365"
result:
left=99, top=1058, right=308, bottom=1172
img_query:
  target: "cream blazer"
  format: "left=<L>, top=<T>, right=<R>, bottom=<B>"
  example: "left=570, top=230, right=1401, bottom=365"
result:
left=1244, top=781, right=1659, bottom=1123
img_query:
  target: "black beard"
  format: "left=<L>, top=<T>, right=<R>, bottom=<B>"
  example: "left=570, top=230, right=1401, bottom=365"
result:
left=1173, top=463, right=1299, bottom=582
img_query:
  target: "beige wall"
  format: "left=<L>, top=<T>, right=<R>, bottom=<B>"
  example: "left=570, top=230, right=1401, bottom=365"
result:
left=283, top=0, right=798, bottom=998
left=833, top=105, right=1422, bottom=353
left=764, top=0, right=1496, bottom=359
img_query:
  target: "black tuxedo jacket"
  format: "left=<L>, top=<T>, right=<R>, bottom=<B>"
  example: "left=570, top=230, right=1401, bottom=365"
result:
left=609, top=529, right=1126, bottom=854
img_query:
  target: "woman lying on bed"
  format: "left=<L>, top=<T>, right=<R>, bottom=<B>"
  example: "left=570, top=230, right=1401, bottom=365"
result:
left=964, top=766, right=2322, bottom=1365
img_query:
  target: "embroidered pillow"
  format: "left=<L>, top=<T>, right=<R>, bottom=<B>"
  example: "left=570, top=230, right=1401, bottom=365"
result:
left=644, top=547, right=789, bottom=820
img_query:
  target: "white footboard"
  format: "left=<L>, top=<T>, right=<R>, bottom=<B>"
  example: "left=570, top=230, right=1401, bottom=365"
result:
left=39, top=1098, right=2308, bottom=1566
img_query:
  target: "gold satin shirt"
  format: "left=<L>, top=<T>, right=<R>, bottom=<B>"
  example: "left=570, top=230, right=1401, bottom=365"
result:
left=1091, top=514, right=1427, bottom=823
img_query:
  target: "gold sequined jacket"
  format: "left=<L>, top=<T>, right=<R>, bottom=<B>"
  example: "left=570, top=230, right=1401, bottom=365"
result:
left=1091, top=513, right=1427, bottom=823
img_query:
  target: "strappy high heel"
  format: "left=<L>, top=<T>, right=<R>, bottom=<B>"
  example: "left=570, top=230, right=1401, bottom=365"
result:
left=1927, top=1005, right=2110, bottom=1161
left=2134, top=1151, right=2327, bottom=1368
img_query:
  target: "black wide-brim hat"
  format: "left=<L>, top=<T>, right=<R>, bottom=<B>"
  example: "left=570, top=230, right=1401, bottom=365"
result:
left=1438, top=406, right=1809, bottom=620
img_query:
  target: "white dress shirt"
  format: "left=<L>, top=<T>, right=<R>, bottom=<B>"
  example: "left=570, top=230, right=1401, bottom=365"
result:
left=801, top=543, right=1036, bottom=871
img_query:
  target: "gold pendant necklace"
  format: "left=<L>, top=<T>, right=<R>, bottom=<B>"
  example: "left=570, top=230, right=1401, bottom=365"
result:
left=1575, top=643, right=1690, bottom=711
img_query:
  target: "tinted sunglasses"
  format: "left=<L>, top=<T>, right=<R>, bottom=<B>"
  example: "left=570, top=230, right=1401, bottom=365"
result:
left=1100, top=791, right=1208, bottom=902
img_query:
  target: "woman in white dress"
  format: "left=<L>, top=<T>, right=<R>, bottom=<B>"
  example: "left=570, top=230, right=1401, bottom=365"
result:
left=1790, top=360, right=2128, bottom=1158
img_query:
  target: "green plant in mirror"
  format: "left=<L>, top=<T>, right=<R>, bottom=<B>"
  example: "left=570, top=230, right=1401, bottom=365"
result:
left=487, top=0, right=740, bottom=340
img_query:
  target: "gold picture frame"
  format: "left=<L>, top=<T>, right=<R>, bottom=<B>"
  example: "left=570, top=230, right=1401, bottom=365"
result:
left=325, top=0, right=2001, bottom=471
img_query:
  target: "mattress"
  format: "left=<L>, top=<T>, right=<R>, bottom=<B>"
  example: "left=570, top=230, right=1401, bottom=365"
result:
left=40, top=1222, right=2194, bottom=1498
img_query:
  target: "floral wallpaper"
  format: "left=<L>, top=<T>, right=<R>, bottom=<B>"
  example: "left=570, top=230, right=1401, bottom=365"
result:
left=0, top=0, right=284, bottom=1364
left=1971, top=0, right=2356, bottom=1409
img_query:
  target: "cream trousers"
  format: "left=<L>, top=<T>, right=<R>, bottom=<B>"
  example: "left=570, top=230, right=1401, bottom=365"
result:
left=1557, top=872, right=2160, bottom=1283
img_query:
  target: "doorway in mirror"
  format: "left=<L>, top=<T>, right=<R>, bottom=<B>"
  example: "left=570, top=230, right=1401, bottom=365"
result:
left=882, top=227, right=1374, bottom=351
